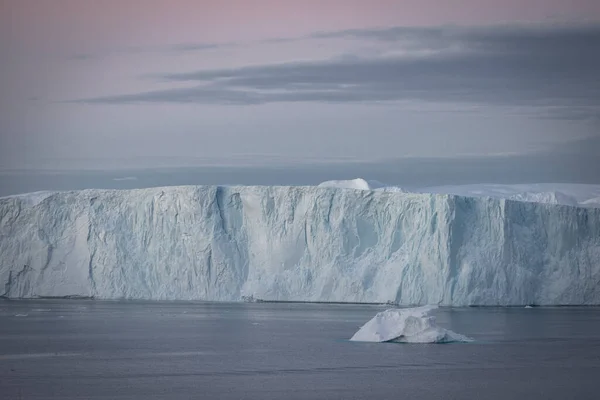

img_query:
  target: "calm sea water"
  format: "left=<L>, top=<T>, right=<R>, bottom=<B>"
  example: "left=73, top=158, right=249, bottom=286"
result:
left=1, top=300, right=599, bottom=399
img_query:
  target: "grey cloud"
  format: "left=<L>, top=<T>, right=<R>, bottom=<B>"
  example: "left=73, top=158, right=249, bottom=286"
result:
left=308, top=23, right=598, bottom=43
left=536, top=107, right=600, bottom=122
left=66, top=42, right=231, bottom=61
left=275, top=23, right=600, bottom=55
left=79, top=24, right=600, bottom=119
left=164, top=42, right=237, bottom=53
left=82, top=86, right=266, bottom=105
left=308, top=25, right=448, bottom=43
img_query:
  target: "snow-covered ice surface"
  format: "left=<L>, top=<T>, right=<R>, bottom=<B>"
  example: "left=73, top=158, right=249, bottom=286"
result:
left=416, top=183, right=600, bottom=208
left=318, top=178, right=407, bottom=193
left=319, top=179, right=600, bottom=207
left=318, top=178, right=400, bottom=192
left=350, top=305, right=472, bottom=343
left=0, top=191, right=57, bottom=207
left=1, top=184, right=600, bottom=304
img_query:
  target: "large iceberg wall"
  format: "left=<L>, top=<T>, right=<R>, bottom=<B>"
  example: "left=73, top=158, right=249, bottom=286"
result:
left=1, top=185, right=599, bottom=305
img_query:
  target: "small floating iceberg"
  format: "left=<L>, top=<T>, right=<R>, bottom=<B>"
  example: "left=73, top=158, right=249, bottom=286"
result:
left=350, top=305, right=473, bottom=343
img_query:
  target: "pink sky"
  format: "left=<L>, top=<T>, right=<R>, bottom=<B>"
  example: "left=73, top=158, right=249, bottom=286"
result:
left=1, top=0, right=599, bottom=171
left=3, top=0, right=600, bottom=51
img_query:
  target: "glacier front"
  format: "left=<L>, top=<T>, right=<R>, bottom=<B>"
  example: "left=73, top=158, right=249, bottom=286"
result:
left=1, top=185, right=599, bottom=305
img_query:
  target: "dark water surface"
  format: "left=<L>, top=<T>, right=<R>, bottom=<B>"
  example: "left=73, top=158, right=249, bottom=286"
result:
left=1, top=300, right=599, bottom=399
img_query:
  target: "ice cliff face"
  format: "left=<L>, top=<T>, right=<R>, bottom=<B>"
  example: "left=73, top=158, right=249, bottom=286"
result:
left=1, top=185, right=599, bottom=305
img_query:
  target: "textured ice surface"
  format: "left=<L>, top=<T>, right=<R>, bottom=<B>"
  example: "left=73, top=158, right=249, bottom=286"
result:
left=318, top=178, right=391, bottom=191
left=318, top=178, right=407, bottom=193
left=350, top=305, right=472, bottom=343
left=318, top=180, right=600, bottom=207
left=1, top=185, right=600, bottom=304
left=417, top=183, right=600, bottom=208
left=582, top=197, right=600, bottom=207
left=0, top=191, right=57, bottom=207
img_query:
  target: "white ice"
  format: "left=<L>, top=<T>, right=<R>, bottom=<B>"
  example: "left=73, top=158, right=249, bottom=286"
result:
left=318, top=179, right=600, bottom=207
left=415, top=183, right=600, bottom=208
left=350, top=305, right=472, bottom=343
left=1, top=182, right=599, bottom=304
left=318, top=178, right=390, bottom=191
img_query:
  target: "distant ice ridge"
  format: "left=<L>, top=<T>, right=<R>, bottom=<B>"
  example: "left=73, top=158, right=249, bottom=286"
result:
left=319, top=178, right=392, bottom=191
left=1, top=184, right=599, bottom=304
left=318, top=178, right=406, bottom=193
left=318, top=179, right=600, bottom=208
left=350, top=305, right=472, bottom=343
left=0, top=191, right=56, bottom=207
left=417, top=183, right=600, bottom=208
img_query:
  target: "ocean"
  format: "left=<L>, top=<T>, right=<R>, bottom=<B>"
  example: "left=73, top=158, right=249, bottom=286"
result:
left=1, top=300, right=599, bottom=399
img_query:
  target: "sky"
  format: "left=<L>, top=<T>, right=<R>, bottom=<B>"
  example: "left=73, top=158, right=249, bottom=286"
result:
left=1, top=0, right=599, bottom=185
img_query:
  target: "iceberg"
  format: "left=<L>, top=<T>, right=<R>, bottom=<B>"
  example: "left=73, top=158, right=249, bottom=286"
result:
left=350, top=305, right=472, bottom=343
left=1, top=184, right=599, bottom=304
